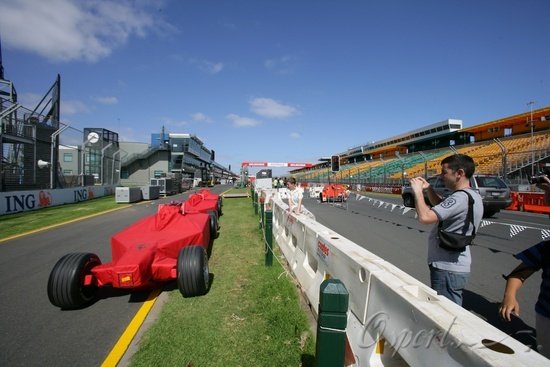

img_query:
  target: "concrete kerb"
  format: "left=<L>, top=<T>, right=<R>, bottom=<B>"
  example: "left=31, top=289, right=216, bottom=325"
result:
left=117, top=289, right=170, bottom=367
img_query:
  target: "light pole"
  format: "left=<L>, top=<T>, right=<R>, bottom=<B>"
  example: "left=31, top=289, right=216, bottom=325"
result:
left=50, top=125, right=69, bottom=188
left=112, top=150, right=120, bottom=185
left=527, top=101, right=535, bottom=176
left=100, top=142, right=113, bottom=185
left=395, top=151, right=405, bottom=185
left=355, top=162, right=361, bottom=191
left=318, top=157, right=331, bottom=184
left=379, top=154, right=386, bottom=185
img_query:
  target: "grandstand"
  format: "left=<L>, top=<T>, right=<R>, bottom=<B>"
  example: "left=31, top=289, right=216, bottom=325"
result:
left=291, top=107, right=550, bottom=187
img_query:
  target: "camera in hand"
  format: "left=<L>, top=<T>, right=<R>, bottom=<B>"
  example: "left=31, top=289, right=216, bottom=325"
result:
left=528, top=168, right=550, bottom=184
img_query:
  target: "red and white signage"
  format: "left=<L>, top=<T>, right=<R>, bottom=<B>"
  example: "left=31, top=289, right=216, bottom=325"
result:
left=241, top=162, right=312, bottom=168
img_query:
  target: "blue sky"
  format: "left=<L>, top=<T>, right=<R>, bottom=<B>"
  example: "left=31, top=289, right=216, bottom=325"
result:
left=1, top=0, right=549, bottom=176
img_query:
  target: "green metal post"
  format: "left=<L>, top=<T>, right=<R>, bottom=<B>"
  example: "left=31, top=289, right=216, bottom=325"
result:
left=254, top=191, right=258, bottom=215
left=259, top=197, right=264, bottom=229
left=315, top=279, right=348, bottom=367
left=265, top=210, right=273, bottom=266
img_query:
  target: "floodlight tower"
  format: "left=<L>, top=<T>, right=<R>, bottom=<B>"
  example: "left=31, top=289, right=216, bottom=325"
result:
left=527, top=101, right=535, bottom=176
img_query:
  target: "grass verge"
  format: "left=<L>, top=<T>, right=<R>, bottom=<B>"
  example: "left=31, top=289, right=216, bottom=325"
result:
left=128, top=192, right=316, bottom=367
left=0, top=196, right=127, bottom=239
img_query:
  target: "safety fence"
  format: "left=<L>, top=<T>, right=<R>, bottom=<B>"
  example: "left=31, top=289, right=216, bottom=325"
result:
left=1, top=96, right=121, bottom=193
left=255, top=186, right=549, bottom=366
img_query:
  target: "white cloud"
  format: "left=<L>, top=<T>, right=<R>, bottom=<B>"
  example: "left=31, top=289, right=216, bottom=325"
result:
left=249, top=97, right=299, bottom=119
left=62, top=100, right=92, bottom=115
left=0, top=0, right=174, bottom=63
left=199, top=60, right=224, bottom=74
left=226, top=114, right=261, bottom=127
left=192, top=112, right=212, bottom=123
left=162, top=117, right=189, bottom=128
left=160, top=113, right=212, bottom=128
left=184, top=58, right=224, bottom=74
left=18, top=92, right=91, bottom=120
left=264, top=54, right=296, bottom=75
left=16, top=93, right=42, bottom=110
left=290, top=132, right=301, bottom=139
left=116, top=126, right=137, bottom=142
left=221, top=22, right=237, bottom=31
left=93, top=96, right=118, bottom=105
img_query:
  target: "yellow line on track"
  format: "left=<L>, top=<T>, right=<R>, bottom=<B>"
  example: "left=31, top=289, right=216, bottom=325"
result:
left=101, top=287, right=162, bottom=367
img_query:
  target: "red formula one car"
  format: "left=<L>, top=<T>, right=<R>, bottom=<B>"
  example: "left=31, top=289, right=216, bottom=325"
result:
left=182, top=189, right=223, bottom=236
left=47, top=191, right=222, bottom=310
left=319, top=184, right=348, bottom=203
left=185, top=189, right=223, bottom=217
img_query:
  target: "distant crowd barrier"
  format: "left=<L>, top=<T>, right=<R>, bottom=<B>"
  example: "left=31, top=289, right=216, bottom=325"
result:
left=257, top=187, right=549, bottom=366
left=0, top=185, right=117, bottom=215
left=306, top=184, right=550, bottom=215
left=508, top=191, right=550, bottom=215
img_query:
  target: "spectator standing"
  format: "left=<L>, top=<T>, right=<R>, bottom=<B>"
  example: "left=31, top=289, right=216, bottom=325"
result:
left=286, top=177, right=302, bottom=214
left=499, top=176, right=550, bottom=358
left=409, top=154, right=483, bottom=305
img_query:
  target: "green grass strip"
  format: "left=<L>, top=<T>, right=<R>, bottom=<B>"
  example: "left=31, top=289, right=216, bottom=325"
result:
left=128, top=193, right=316, bottom=367
left=0, top=196, right=127, bottom=239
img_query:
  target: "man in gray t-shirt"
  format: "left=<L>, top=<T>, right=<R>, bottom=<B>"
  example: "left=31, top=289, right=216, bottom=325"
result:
left=410, top=154, right=483, bottom=305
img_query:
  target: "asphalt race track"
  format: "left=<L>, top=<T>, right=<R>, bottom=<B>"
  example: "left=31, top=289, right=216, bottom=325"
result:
left=1, top=187, right=548, bottom=365
left=0, top=186, right=228, bottom=367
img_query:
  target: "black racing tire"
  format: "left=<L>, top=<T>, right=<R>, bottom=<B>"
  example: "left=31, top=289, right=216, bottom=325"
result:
left=217, top=197, right=223, bottom=216
left=206, top=210, right=219, bottom=257
left=177, top=246, right=209, bottom=297
left=402, top=194, right=415, bottom=208
left=206, top=209, right=220, bottom=232
left=47, top=253, right=101, bottom=309
left=483, top=209, right=496, bottom=218
left=319, top=193, right=324, bottom=202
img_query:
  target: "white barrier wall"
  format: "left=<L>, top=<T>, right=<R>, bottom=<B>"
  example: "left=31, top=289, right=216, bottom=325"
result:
left=0, top=185, right=117, bottom=215
left=259, top=187, right=549, bottom=367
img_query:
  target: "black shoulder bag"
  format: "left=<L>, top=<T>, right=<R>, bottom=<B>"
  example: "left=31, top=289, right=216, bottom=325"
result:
left=437, top=190, right=476, bottom=252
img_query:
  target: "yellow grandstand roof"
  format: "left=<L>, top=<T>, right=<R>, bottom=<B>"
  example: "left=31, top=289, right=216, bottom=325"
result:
left=460, top=106, right=550, bottom=134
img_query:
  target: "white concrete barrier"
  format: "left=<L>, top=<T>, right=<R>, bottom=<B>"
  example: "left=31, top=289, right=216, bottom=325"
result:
left=258, top=187, right=549, bottom=366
